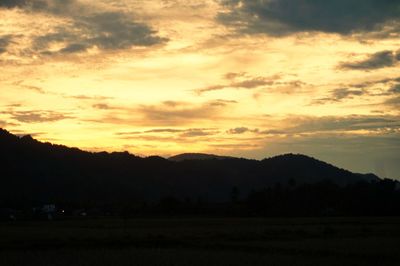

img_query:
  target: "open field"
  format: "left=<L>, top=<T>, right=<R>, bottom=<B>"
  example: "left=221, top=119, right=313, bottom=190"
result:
left=1, top=217, right=400, bottom=266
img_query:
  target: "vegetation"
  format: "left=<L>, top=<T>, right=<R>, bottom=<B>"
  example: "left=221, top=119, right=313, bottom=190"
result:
left=0, top=217, right=400, bottom=266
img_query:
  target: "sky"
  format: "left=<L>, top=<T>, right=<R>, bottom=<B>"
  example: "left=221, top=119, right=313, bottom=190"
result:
left=0, top=0, right=399, bottom=179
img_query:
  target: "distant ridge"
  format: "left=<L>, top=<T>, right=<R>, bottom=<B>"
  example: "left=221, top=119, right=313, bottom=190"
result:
left=169, top=153, right=233, bottom=161
left=0, top=128, right=382, bottom=204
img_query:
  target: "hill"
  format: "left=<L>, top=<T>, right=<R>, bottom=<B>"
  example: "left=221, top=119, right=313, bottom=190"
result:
left=0, top=128, right=381, bottom=207
left=169, top=153, right=233, bottom=161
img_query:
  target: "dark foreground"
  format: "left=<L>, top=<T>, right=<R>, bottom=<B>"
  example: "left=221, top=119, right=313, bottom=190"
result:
left=1, top=217, right=400, bottom=266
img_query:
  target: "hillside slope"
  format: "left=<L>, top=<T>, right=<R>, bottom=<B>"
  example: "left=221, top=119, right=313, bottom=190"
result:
left=0, top=128, right=380, bottom=205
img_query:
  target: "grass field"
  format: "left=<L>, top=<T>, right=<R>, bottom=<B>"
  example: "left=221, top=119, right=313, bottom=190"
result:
left=1, top=217, right=400, bottom=266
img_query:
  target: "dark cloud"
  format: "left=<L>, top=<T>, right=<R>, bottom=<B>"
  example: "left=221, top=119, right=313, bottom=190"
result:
left=0, top=35, right=13, bottom=54
left=145, top=128, right=184, bottom=134
left=224, top=127, right=286, bottom=136
left=0, top=0, right=28, bottom=8
left=161, top=101, right=187, bottom=108
left=312, top=76, right=400, bottom=105
left=1, top=0, right=166, bottom=55
left=384, top=96, right=400, bottom=107
left=313, top=88, right=366, bottom=104
left=348, top=77, right=400, bottom=97
left=232, top=77, right=275, bottom=89
left=227, top=127, right=250, bottom=134
left=35, top=12, right=165, bottom=55
left=197, top=73, right=279, bottom=94
left=0, top=0, right=76, bottom=9
left=92, top=103, right=113, bottom=110
left=208, top=99, right=238, bottom=106
left=198, top=85, right=226, bottom=94
left=4, top=110, right=74, bottom=123
left=225, top=115, right=400, bottom=137
left=258, top=129, right=286, bottom=135
left=287, top=115, right=400, bottom=133
left=350, top=76, right=400, bottom=88
left=59, top=43, right=88, bottom=54
left=389, top=83, right=400, bottom=94
left=179, top=129, right=219, bottom=138
left=339, top=50, right=400, bottom=70
left=224, top=72, right=246, bottom=80
left=218, top=0, right=400, bottom=37
left=72, top=11, right=164, bottom=50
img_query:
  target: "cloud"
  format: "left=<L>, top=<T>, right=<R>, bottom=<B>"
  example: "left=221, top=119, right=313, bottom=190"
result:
left=218, top=0, right=400, bottom=37
left=1, top=0, right=166, bottom=55
left=313, top=88, right=366, bottom=104
left=0, top=35, right=14, bottom=54
left=226, top=127, right=261, bottom=134
left=65, top=94, right=113, bottom=101
left=145, top=128, right=184, bottom=134
left=208, top=99, right=238, bottom=106
left=312, top=76, right=400, bottom=105
left=331, top=88, right=365, bottom=100
left=223, top=115, right=400, bottom=138
left=286, top=115, right=400, bottom=133
left=0, top=0, right=27, bottom=8
left=227, top=127, right=250, bottom=134
left=115, top=127, right=220, bottom=142
left=179, top=128, right=219, bottom=138
left=389, top=83, right=400, bottom=94
left=384, top=96, right=400, bottom=107
left=116, top=128, right=184, bottom=135
left=2, top=110, right=74, bottom=123
left=209, top=143, right=260, bottom=149
left=196, top=72, right=279, bottom=94
left=137, top=101, right=227, bottom=125
left=92, top=103, right=113, bottom=110
left=13, top=82, right=46, bottom=94
left=339, top=50, right=400, bottom=70
left=350, top=76, right=400, bottom=88
left=258, top=129, right=286, bottom=135
left=88, top=99, right=235, bottom=126
left=0, top=119, right=20, bottom=128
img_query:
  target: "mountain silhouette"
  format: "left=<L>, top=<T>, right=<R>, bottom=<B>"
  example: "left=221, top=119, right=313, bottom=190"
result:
left=0, top=128, right=381, bottom=207
left=169, top=153, right=233, bottom=161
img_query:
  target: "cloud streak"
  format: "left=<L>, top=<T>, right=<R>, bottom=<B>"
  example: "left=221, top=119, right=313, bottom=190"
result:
left=284, top=115, right=400, bottom=134
left=312, top=76, right=400, bottom=105
left=3, top=110, right=74, bottom=123
left=86, top=99, right=236, bottom=126
left=196, top=72, right=280, bottom=94
left=339, top=50, right=400, bottom=70
left=136, top=100, right=229, bottom=125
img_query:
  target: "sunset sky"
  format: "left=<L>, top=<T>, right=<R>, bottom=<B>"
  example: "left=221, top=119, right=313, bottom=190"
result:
left=0, top=0, right=399, bottom=179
